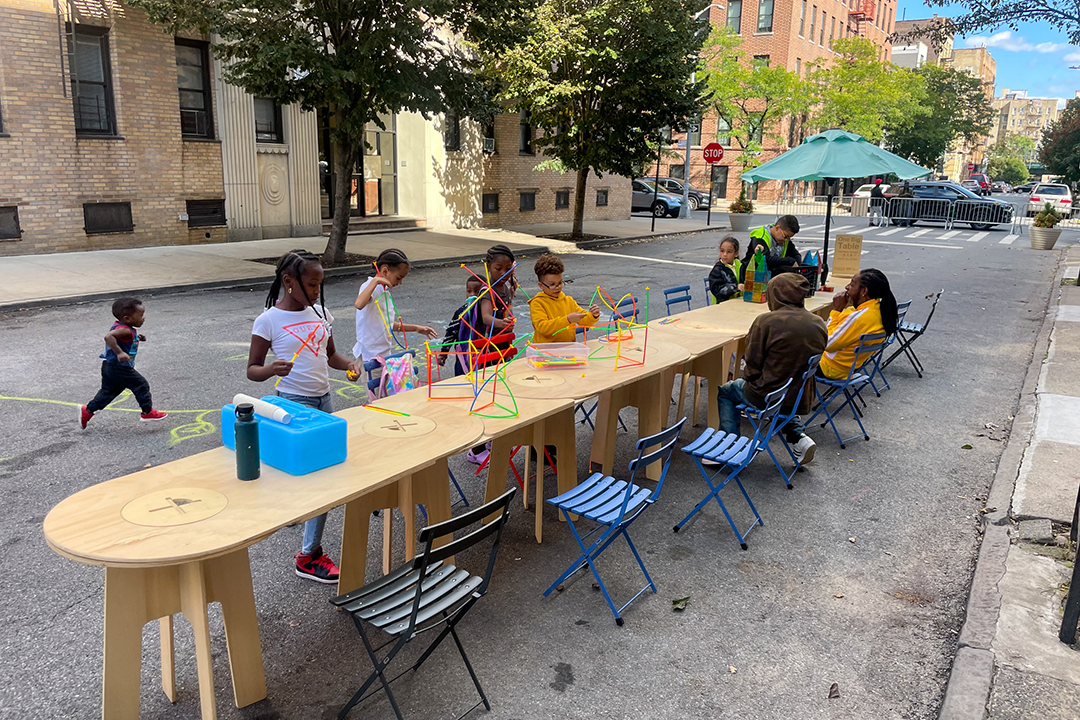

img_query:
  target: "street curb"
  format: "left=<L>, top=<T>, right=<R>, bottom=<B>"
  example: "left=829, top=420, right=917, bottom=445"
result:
left=936, top=249, right=1065, bottom=720
left=571, top=225, right=727, bottom=249
left=0, top=247, right=551, bottom=314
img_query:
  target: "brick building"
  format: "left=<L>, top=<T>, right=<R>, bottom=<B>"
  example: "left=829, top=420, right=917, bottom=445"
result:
left=941, top=47, right=996, bottom=179
left=660, top=0, right=897, bottom=205
left=892, top=15, right=953, bottom=67
left=987, top=89, right=1066, bottom=156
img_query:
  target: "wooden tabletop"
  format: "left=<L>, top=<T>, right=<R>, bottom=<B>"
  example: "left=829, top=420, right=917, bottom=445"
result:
left=500, top=335, right=691, bottom=400
left=377, top=377, right=577, bottom=441
left=43, top=403, right=485, bottom=568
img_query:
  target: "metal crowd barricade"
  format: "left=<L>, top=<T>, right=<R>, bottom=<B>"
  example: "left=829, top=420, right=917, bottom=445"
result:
left=767, top=195, right=855, bottom=218
left=883, top=197, right=955, bottom=229
left=953, top=199, right=1014, bottom=230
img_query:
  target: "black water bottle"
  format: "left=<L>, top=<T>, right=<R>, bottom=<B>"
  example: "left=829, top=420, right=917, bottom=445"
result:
left=235, top=403, right=260, bottom=481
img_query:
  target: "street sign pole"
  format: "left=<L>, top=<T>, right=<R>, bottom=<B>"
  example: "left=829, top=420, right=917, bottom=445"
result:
left=702, top=143, right=724, bottom=228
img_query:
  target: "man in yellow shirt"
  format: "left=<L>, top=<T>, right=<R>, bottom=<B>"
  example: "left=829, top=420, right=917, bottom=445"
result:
left=529, top=254, right=600, bottom=343
left=820, top=269, right=899, bottom=379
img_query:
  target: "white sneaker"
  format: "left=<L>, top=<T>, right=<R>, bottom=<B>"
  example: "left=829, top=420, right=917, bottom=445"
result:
left=792, top=435, right=816, bottom=465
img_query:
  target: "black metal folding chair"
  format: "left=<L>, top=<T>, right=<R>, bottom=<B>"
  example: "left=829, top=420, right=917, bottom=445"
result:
left=882, top=289, right=943, bottom=378
left=330, top=489, right=516, bottom=720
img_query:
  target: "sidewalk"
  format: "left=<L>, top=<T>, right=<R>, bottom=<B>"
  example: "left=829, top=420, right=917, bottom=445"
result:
left=0, top=216, right=723, bottom=311
left=940, top=247, right=1080, bottom=719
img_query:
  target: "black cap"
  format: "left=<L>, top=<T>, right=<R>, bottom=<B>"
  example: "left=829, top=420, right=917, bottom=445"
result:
left=236, top=403, right=255, bottom=418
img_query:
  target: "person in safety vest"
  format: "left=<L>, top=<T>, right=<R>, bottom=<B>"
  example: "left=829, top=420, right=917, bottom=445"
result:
left=739, top=214, right=802, bottom=283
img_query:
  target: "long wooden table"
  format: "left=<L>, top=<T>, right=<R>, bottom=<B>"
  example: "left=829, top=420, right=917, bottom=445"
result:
left=648, top=294, right=835, bottom=429
left=43, top=402, right=485, bottom=720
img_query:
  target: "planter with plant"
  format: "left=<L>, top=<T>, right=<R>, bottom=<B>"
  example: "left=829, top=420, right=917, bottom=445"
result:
left=1030, top=202, right=1063, bottom=250
left=728, top=187, right=755, bottom=232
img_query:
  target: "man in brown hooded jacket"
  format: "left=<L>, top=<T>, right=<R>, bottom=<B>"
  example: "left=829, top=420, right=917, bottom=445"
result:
left=717, top=272, right=828, bottom=464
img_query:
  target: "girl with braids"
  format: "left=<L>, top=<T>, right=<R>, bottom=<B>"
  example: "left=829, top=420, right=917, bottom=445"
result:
left=820, top=268, right=898, bottom=381
left=247, top=249, right=360, bottom=583
left=353, top=248, right=437, bottom=375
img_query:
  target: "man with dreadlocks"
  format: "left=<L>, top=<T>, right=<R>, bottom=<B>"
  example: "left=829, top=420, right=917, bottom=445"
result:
left=247, top=249, right=360, bottom=583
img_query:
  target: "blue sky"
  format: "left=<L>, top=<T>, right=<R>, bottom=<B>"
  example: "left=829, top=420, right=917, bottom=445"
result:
left=897, top=0, right=1078, bottom=100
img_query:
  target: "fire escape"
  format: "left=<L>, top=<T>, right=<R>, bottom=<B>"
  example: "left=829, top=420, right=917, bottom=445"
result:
left=848, top=0, right=875, bottom=36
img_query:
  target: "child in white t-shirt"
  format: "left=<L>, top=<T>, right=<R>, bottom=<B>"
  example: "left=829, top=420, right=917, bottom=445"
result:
left=246, top=248, right=360, bottom=584
left=353, top=249, right=436, bottom=387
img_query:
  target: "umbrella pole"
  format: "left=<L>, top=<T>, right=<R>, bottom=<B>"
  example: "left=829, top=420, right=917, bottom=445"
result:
left=821, top=182, right=834, bottom=284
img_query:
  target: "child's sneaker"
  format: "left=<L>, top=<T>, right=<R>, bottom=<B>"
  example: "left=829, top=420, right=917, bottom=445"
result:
left=295, top=547, right=340, bottom=584
left=140, top=408, right=168, bottom=421
left=79, top=405, right=93, bottom=430
left=466, top=447, right=490, bottom=465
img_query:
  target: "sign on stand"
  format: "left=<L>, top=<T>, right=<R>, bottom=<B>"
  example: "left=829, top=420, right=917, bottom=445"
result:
left=703, top=143, right=724, bottom=226
left=832, top=234, right=864, bottom=279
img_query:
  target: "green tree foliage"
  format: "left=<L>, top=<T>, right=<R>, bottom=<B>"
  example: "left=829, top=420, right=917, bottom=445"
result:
left=916, top=1, right=1080, bottom=46
left=807, top=37, right=926, bottom=143
left=476, top=0, right=706, bottom=236
left=130, top=0, right=503, bottom=263
left=885, top=64, right=995, bottom=168
left=1039, top=98, right=1080, bottom=185
left=701, top=27, right=812, bottom=172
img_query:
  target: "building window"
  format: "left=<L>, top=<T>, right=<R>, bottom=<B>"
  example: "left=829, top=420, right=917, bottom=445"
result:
left=669, top=164, right=685, bottom=180
left=727, top=0, right=742, bottom=32
left=795, top=58, right=801, bottom=76
left=519, top=192, right=536, bottom=211
left=829, top=17, right=836, bottom=48
left=820, top=12, right=826, bottom=45
left=711, top=165, right=729, bottom=199
left=176, top=40, right=213, bottom=138
left=482, top=193, right=499, bottom=214
left=661, top=126, right=673, bottom=144
left=799, top=0, right=806, bottom=35
left=596, top=189, right=608, bottom=207
left=0, top=206, right=21, bottom=240
left=716, top=116, right=732, bottom=146
left=70, top=26, right=116, bottom=136
left=757, top=0, right=774, bottom=32
left=688, top=116, right=702, bottom=146
left=0, top=101, right=4, bottom=134
left=749, top=113, right=765, bottom=144
left=519, top=112, right=533, bottom=154
left=555, top=190, right=570, bottom=209
left=752, top=55, right=770, bottom=68
left=83, top=202, right=133, bottom=234
left=443, top=110, right=461, bottom=151
left=809, top=5, right=816, bottom=41
left=186, top=199, right=226, bottom=227
left=254, top=98, right=283, bottom=143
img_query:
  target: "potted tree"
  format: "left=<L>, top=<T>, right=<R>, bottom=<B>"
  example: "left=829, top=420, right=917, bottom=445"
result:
left=728, top=186, right=755, bottom=232
left=1030, top=202, right=1063, bottom=250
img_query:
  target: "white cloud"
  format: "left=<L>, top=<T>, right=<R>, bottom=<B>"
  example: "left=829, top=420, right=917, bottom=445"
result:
left=1065, top=51, right=1080, bottom=62
left=963, top=31, right=1062, bottom=53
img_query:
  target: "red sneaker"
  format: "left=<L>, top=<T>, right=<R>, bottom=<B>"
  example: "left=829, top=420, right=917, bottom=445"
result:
left=140, top=408, right=168, bottom=421
left=79, top=405, right=93, bottom=430
left=295, top=547, right=340, bottom=584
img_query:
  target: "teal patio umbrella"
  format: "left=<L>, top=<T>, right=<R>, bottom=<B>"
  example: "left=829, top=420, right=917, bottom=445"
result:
left=741, top=129, right=931, bottom=281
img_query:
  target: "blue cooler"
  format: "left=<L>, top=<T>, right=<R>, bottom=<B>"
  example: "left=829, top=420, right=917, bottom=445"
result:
left=221, top=395, right=347, bottom=475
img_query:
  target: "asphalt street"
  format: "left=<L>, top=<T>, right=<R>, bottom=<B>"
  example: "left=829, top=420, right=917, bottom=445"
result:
left=0, top=219, right=1067, bottom=719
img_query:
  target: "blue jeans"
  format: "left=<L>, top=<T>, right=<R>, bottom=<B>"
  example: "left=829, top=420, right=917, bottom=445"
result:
left=277, top=391, right=333, bottom=555
left=717, top=379, right=806, bottom=441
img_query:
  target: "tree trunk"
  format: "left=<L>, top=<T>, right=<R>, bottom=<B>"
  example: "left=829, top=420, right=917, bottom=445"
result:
left=571, top=167, right=589, bottom=238
left=324, top=109, right=354, bottom=266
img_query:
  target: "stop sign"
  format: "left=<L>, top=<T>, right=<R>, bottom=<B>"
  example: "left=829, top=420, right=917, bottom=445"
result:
left=703, top=143, right=724, bottom=163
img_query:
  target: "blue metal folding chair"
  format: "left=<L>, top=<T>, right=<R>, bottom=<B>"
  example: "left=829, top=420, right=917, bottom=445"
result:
left=676, top=381, right=791, bottom=549
left=544, top=418, right=687, bottom=625
left=703, top=277, right=715, bottom=306
left=807, top=332, right=888, bottom=448
left=882, top=289, right=943, bottom=378
left=737, top=354, right=822, bottom=488
left=663, top=285, right=692, bottom=315
left=864, top=300, right=911, bottom=397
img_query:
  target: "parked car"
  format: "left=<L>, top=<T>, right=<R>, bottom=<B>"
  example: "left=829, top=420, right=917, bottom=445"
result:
left=1027, top=183, right=1073, bottom=218
left=631, top=179, right=684, bottom=217
left=960, top=179, right=981, bottom=193
left=968, top=173, right=992, bottom=196
left=992, top=181, right=1013, bottom=193
left=885, top=181, right=1013, bottom=230
left=1013, top=183, right=1035, bottom=194
left=853, top=183, right=891, bottom=198
left=645, top=177, right=710, bottom=210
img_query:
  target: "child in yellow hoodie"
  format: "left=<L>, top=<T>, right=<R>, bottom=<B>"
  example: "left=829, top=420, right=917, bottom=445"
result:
left=529, top=253, right=600, bottom=343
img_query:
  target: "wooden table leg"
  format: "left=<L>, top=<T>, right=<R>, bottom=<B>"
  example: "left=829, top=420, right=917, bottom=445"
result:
left=546, top=406, right=579, bottom=524
left=159, top=616, right=176, bottom=703
left=103, top=566, right=169, bottom=720
left=631, top=375, right=664, bottom=480
left=413, top=459, right=455, bottom=565
left=339, top=485, right=395, bottom=592
left=485, top=434, right=519, bottom=523
left=178, top=562, right=218, bottom=720
left=589, top=387, right=626, bottom=476
left=204, top=549, right=267, bottom=708
left=697, top=353, right=725, bottom=431
left=531, top=420, right=545, bottom=543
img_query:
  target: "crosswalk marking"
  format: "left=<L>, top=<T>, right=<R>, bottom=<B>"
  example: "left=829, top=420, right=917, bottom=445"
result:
left=938, top=230, right=962, bottom=240
left=863, top=239, right=962, bottom=249
left=876, top=228, right=905, bottom=236
left=999, top=234, right=1018, bottom=245
left=909, top=229, right=931, bottom=237
left=967, top=232, right=989, bottom=243
left=830, top=225, right=854, bottom=233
